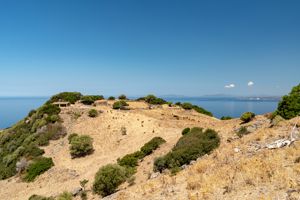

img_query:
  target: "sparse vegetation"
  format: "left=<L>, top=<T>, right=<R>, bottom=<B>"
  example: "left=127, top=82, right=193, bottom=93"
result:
left=221, top=116, right=232, bottom=120
left=88, top=109, right=98, bottom=118
left=113, top=100, right=129, bottom=109
left=277, top=83, right=300, bottom=119
left=93, top=164, right=128, bottom=197
left=236, top=126, right=250, bottom=138
left=154, top=127, right=220, bottom=173
left=28, top=195, right=54, bottom=200
left=240, top=112, right=255, bottom=123
left=57, top=192, right=73, bottom=200
left=23, top=157, right=54, bottom=182
left=69, top=135, right=94, bottom=158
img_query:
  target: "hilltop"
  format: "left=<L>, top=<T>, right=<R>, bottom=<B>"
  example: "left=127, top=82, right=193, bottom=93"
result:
left=0, top=90, right=299, bottom=200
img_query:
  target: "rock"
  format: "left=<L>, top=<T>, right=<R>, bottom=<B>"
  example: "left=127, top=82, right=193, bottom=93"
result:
left=234, top=147, right=240, bottom=153
left=149, top=172, right=160, bottom=179
left=181, top=164, right=188, bottom=169
left=190, top=160, right=196, bottom=165
left=71, top=187, right=82, bottom=196
left=266, top=139, right=293, bottom=149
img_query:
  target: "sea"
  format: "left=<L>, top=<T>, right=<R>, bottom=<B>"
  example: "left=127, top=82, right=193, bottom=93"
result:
left=0, top=97, right=279, bottom=129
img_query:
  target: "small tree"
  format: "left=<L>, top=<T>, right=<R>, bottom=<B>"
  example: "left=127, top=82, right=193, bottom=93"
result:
left=277, top=83, right=300, bottom=119
left=108, top=96, right=115, bottom=100
left=93, top=164, right=128, bottom=197
left=69, top=135, right=94, bottom=158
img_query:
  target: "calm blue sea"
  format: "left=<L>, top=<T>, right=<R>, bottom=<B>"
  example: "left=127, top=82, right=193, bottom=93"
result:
left=0, top=97, right=279, bottom=129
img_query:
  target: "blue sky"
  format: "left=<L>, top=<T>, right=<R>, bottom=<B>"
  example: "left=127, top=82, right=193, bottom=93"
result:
left=0, top=0, right=299, bottom=97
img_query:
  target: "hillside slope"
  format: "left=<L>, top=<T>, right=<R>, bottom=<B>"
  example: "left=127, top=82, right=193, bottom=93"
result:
left=0, top=100, right=299, bottom=200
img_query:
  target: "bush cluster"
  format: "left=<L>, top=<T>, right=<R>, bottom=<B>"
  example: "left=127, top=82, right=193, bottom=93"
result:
left=68, top=134, right=94, bottom=158
left=47, top=92, right=82, bottom=104
left=23, top=157, right=54, bottom=182
left=180, top=102, right=213, bottom=116
left=88, top=109, right=98, bottom=118
left=0, top=98, right=65, bottom=180
left=154, top=127, right=220, bottom=173
left=93, top=137, right=165, bottom=197
left=81, top=95, right=104, bottom=105
left=144, top=95, right=167, bottom=105
left=112, top=100, right=129, bottom=110
left=240, top=112, right=255, bottom=123
left=277, top=83, right=300, bottom=119
left=221, top=116, right=233, bottom=120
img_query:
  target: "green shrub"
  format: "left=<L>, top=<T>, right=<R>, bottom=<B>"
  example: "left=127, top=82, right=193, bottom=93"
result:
left=112, top=100, right=129, bottom=109
left=181, top=128, right=190, bottom=135
left=28, top=194, right=54, bottom=200
left=108, top=96, right=115, bottom=100
left=23, top=157, right=54, bottom=182
left=144, top=95, right=167, bottom=105
left=117, top=153, right=139, bottom=168
left=57, top=192, right=73, bottom=200
left=236, top=126, right=249, bottom=138
left=141, top=137, right=166, bottom=156
left=154, top=128, right=220, bottom=173
left=181, top=102, right=193, bottom=110
left=48, top=92, right=82, bottom=104
left=221, top=116, right=233, bottom=120
left=69, top=135, right=94, bottom=158
left=240, top=112, right=255, bottom=123
left=118, top=94, right=127, bottom=100
left=88, top=109, right=98, bottom=118
left=180, top=102, right=212, bottom=116
left=81, top=95, right=104, bottom=105
left=93, top=164, right=128, bottom=197
left=175, top=102, right=182, bottom=106
left=277, top=83, right=300, bottom=119
left=27, top=110, right=36, bottom=118
left=38, top=104, right=61, bottom=117
left=68, top=133, right=79, bottom=143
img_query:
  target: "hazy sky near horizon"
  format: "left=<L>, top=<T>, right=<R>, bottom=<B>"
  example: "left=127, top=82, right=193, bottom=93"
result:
left=0, top=0, right=299, bottom=97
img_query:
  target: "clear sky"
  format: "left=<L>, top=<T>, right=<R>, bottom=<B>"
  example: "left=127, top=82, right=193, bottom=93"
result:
left=0, top=0, right=299, bottom=97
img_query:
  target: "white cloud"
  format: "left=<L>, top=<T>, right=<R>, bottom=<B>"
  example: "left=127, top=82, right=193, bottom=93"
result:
left=248, top=81, right=254, bottom=86
left=225, top=84, right=235, bottom=89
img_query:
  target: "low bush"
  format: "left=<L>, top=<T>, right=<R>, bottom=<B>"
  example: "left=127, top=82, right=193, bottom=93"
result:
left=154, top=128, right=220, bottom=173
left=112, top=100, right=129, bottom=110
left=240, top=112, right=255, bottom=123
left=81, top=95, right=104, bottom=105
left=28, top=195, right=54, bottom=200
left=68, top=133, right=79, bottom=143
left=36, top=123, right=67, bottom=146
left=93, top=164, right=128, bottom=197
left=181, top=128, right=190, bottom=135
left=23, top=157, right=54, bottom=182
left=144, top=95, right=167, bottom=105
left=47, top=92, right=82, bottom=104
left=88, top=109, right=98, bottom=118
left=118, top=94, right=127, bottom=100
left=221, top=116, right=233, bottom=120
left=69, top=135, right=94, bottom=158
left=57, top=192, right=73, bottom=200
left=236, top=126, right=249, bottom=138
left=277, top=83, right=300, bottom=119
left=108, top=96, right=115, bottom=100
left=181, top=103, right=213, bottom=116
left=140, top=137, right=166, bottom=156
